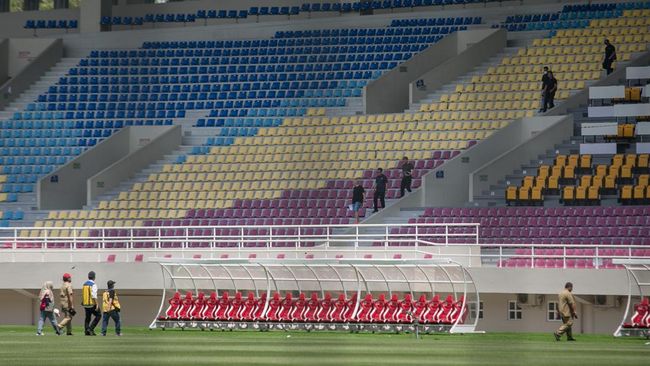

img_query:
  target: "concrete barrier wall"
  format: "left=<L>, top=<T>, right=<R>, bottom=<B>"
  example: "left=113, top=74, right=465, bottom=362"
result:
left=469, top=115, right=573, bottom=201
left=409, top=28, right=506, bottom=105
left=419, top=116, right=568, bottom=207
left=0, top=39, right=8, bottom=85
left=38, top=126, right=176, bottom=210
left=88, top=125, right=181, bottom=204
left=0, top=38, right=62, bottom=110
left=364, top=28, right=505, bottom=114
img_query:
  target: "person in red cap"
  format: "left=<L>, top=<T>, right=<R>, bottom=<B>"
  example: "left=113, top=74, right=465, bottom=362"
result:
left=57, top=273, right=75, bottom=335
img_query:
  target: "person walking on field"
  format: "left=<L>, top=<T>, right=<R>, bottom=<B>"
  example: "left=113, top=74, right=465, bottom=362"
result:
left=399, top=157, right=414, bottom=198
left=82, top=271, right=101, bottom=336
left=57, top=273, right=75, bottom=336
left=602, top=39, right=617, bottom=75
left=351, top=180, right=365, bottom=224
left=373, top=168, right=388, bottom=213
left=36, top=281, right=61, bottom=336
left=554, top=282, right=578, bottom=341
left=101, top=280, right=122, bottom=336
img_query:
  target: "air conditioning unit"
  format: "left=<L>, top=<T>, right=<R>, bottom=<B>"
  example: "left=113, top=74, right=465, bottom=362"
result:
left=517, top=293, right=543, bottom=306
left=594, top=295, right=618, bottom=308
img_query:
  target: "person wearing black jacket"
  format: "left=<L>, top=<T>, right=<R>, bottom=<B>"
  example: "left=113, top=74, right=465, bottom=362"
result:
left=373, top=168, right=388, bottom=213
left=602, top=39, right=617, bottom=75
left=399, top=157, right=414, bottom=198
left=542, top=71, right=558, bottom=112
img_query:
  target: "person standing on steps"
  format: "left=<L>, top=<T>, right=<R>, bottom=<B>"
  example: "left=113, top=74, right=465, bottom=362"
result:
left=539, top=66, right=550, bottom=112
left=82, top=271, right=101, bottom=336
left=351, top=180, right=365, bottom=224
left=602, top=39, right=617, bottom=75
left=373, top=168, right=388, bottom=213
left=542, top=71, right=558, bottom=112
left=554, top=282, right=578, bottom=342
left=400, top=157, right=414, bottom=198
left=57, top=273, right=75, bottom=336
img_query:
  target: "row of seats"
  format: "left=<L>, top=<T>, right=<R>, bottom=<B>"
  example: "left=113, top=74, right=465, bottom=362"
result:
left=508, top=154, right=650, bottom=205
left=563, top=2, right=650, bottom=12
left=388, top=17, right=480, bottom=28
left=159, top=291, right=467, bottom=325
left=24, top=20, right=77, bottom=30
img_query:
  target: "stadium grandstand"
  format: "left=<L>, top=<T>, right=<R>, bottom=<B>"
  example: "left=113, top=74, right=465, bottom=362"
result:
left=0, top=0, right=650, bottom=348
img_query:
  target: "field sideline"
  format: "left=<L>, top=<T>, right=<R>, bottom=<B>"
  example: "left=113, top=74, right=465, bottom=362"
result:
left=0, top=326, right=648, bottom=365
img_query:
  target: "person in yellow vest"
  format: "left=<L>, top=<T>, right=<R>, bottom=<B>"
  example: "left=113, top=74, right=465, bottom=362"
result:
left=101, top=280, right=121, bottom=336
left=82, top=271, right=101, bottom=336
left=554, top=282, right=578, bottom=341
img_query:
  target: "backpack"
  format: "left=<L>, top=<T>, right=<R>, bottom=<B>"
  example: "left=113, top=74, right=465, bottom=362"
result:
left=40, top=295, right=50, bottom=311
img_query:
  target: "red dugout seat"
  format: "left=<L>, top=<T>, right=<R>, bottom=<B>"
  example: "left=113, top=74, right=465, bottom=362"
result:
left=317, top=292, right=333, bottom=322
left=330, top=293, right=347, bottom=322
left=438, top=295, right=456, bottom=324
left=304, top=293, right=320, bottom=322
left=371, top=294, right=387, bottom=322
left=423, top=295, right=441, bottom=323
left=624, top=297, right=649, bottom=328
left=239, top=292, right=256, bottom=321
left=215, top=292, right=230, bottom=320
left=177, top=292, right=195, bottom=320
left=265, top=292, right=282, bottom=321
left=384, top=294, right=400, bottom=323
left=344, top=293, right=358, bottom=322
left=397, top=294, right=414, bottom=323
left=413, top=294, right=427, bottom=323
left=201, top=292, right=218, bottom=320
left=356, top=294, right=373, bottom=322
left=190, top=292, right=206, bottom=320
left=253, top=292, right=267, bottom=320
left=291, top=293, right=307, bottom=322
left=278, top=293, right=294, bottom=321
left=158, top=291, right=181, bottom=320
left=228, top=292, right=244, bottom=320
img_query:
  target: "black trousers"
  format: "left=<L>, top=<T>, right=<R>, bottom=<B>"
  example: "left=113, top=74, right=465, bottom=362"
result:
left=542, top=90, right=555, bottom=112
left=400, top=176, right=412, bottom=197
left=373, top=190, right=386, bottom=211
left=603, top=59, right=614, bottom=75
left=84, top=307, right=101, bottom=334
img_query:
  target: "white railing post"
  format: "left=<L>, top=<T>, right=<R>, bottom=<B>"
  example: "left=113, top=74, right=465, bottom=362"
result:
left=414, top=224, right=418, bottom=250
left=384, top=225, right=388, bottom=248
left=531, top=245, right=535, bottom=269
left=269, top=226, right=274, bottom=250
left=445, top=224, right=448, bottom=246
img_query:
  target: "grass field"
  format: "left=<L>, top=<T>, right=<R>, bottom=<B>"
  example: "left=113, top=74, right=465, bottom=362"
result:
left=0, top=326, right=648, bottom=365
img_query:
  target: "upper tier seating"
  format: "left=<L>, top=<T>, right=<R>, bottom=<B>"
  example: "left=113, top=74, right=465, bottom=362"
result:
left=424, top=10, right=648, bottom=118
left=2, top=18, right=476, bottom=207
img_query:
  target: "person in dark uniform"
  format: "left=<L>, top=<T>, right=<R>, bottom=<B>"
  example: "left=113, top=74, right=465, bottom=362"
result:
left=542, top=71, right=558, bottom=112
left=351, top=180, right=365, bottom=224
left=539, top=66, right=550, bottom=112
left=399, top=157, right=414, bottom=198
left=373, top=168, right=388, bottom=213
left=602, top=39, right=616, bottom=75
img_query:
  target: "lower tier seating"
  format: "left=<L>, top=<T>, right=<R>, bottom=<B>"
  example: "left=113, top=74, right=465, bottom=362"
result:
left=158, top=291, right=467, bottom=326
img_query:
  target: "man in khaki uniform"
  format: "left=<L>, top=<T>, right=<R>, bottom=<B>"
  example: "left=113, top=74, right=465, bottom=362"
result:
left=57, top=273, right=75, bottom=335
left=554, top=282, right=577, bottom=341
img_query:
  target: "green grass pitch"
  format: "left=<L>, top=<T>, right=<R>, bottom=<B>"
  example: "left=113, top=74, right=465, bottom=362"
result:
left=0, top=326, right=648, bottom=365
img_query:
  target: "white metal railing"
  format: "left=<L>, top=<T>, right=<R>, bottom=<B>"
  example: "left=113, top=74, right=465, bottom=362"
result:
left=0, top=223, right=645, bottom=268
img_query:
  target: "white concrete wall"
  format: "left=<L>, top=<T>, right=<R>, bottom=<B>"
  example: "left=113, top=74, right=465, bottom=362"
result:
left=7, top=38, right=58, bottom=76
